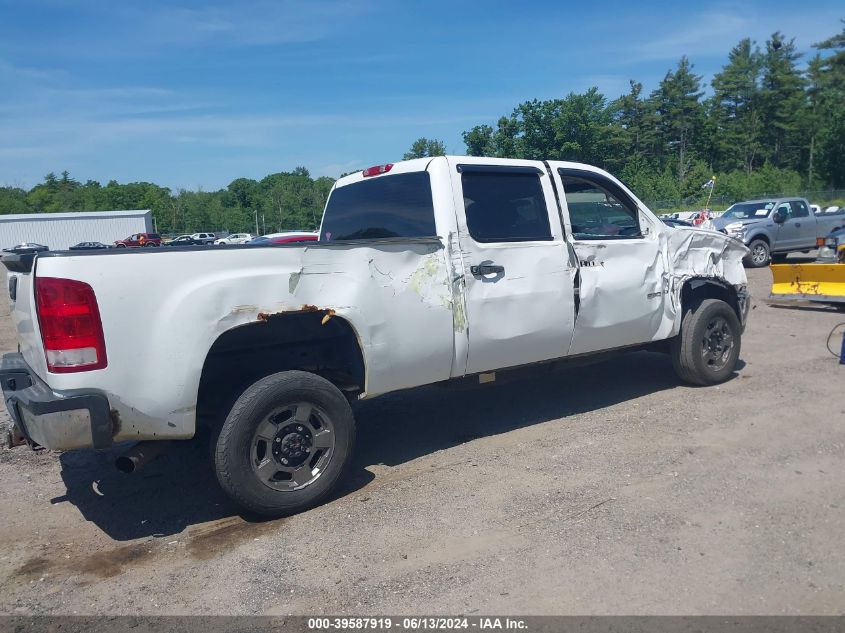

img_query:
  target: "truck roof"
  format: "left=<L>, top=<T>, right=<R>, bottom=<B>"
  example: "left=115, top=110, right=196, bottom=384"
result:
left=334, top=156, right=609, bottom=189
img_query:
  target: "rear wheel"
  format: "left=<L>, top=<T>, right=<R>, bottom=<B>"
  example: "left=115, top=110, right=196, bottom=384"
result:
left=671, top=298, right=742, bottom=386
left=214, top=371, right=355, bottom=517
left=745, top=239, right=770, bottom=268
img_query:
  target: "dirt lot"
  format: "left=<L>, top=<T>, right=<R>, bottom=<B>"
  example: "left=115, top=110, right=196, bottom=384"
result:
left=0, top=259, right=843, bottom=615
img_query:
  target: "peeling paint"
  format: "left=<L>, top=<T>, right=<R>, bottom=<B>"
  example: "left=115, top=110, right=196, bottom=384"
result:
left=406, top=254, right=442, bottom=296
left=288, top=269, right=302, bottom=294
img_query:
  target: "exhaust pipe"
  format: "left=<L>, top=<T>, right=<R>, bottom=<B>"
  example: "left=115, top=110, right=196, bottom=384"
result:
left=115, top=441, right=171, bottom=474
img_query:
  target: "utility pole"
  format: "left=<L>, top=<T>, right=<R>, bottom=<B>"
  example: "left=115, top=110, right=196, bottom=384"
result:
left=254, top=209, right=259, bottom=236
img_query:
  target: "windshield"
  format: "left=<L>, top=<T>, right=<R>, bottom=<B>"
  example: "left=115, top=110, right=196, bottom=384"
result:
left=721, top=201, right=775, bottom=220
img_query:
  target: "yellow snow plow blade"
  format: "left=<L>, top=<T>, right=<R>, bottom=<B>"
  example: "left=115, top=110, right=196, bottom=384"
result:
left=770, top=263, right=845, bottom=304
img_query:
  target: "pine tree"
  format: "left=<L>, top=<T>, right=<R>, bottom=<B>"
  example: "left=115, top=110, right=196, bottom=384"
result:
left=710, top=38, right=763, bottom=174
left=758, top=32, right=806, bottom=170
left=650, top=57, right=705, bottom=186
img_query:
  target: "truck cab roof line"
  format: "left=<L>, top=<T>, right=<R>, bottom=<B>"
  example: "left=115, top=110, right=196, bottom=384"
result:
left=456, top=164, right=544, bottom=175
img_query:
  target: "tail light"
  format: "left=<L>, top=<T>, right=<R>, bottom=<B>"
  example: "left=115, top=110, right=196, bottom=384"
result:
left=35, top=277, right=107, bottom=372
left=362, top=164, right=393, bottom=177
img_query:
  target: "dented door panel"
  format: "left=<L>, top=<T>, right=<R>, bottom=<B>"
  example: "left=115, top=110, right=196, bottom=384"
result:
left=567, top=238, right=671, bottom=355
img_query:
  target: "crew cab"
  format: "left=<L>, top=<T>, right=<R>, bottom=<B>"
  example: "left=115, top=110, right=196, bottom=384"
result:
left=713, top=198, right=845, bottom=267
left=0, top=157, right=750, bottom=516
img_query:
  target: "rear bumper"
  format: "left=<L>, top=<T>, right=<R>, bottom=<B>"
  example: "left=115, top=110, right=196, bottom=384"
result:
left=0, top=353, right=113, bottom=450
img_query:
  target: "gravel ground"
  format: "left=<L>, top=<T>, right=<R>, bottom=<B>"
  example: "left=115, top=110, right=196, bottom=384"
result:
left=0, top=257, right=843, bottom=615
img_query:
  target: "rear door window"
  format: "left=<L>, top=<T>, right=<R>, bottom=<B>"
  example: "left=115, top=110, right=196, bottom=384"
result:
left=321, top=172, right=436, bottom=241
left=461, top=170, right=552, bottom=243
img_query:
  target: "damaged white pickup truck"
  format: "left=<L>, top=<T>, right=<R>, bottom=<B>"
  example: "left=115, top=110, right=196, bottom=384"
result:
left=1, top=157, right=749, bottom=515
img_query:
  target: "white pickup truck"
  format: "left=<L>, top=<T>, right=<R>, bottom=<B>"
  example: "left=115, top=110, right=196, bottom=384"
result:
left=1, top=157, right=750, bottom=516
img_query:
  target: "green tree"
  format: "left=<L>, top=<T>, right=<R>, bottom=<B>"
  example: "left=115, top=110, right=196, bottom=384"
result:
left=812, top=21, right=845, bottom=186
left=610, top=81, right=653, bottom=164
left=403, top=138, right=446, bottom=160
left=758, top=32, right=806, bottom=170
left=462, top=124, right=494, bottom=156
left=650, top=57, right=705, bottom=186
left=709, top=38, right=763, bottom=174
left=552, top=88, right=615, bottom=166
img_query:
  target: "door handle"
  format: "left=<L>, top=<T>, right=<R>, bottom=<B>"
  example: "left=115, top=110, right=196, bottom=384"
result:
left=470, top=264, right=505, bottom=276
left=795, top=222, right=801, bottom=227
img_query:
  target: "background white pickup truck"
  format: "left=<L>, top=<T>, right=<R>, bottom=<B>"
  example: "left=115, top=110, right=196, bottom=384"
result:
left=1, top=156, right=749, bottom=515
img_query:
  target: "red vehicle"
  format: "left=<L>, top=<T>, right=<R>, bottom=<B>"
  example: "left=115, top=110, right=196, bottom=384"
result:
left=114, top=232, right=162, bottom=248
left=248, top=232, right=318, bottom=245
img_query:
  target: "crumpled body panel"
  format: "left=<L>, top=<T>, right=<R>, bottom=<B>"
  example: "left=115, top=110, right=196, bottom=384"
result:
left=568, top=228, right=749, bottom=355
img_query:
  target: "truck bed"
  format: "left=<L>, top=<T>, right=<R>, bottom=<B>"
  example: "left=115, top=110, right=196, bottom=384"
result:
left=3, top=238, right=458, bottom=442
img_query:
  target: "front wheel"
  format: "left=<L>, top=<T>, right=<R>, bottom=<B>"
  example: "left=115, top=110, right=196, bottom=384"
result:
left=671, top=299, right=742, bottom=386
left=214, top=371, right=355, bottom=517
left=744, top=239, right=770, bottom=268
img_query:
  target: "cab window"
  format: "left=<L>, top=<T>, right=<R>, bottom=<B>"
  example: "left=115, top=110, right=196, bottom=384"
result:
left=321, top=172, right=436, bottom=241
left=559, top=174, right=640, bottom=239
left=461, top=169, right=552, bottom=243
left=789, top=200, right=809, bottom=218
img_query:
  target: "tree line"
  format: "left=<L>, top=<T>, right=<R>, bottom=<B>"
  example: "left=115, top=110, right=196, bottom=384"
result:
left=0, top=168, right=336, bottom=235
left=1, top=22, right=843, bottom=230
left=420, top=24, right=845, bottom=208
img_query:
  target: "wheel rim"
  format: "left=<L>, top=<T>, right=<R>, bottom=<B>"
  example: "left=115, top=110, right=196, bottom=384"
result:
left=250, top=402, right=335, bottom=492
left=701, top=316, right=735, bottom=372
left=751, top=244, right=767, bottom=264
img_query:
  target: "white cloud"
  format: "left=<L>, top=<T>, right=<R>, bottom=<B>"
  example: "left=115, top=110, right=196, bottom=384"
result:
left=626, top=4, right=843, bottom=64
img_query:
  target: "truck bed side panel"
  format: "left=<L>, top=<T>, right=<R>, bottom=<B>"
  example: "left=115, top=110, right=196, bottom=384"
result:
left=28, top=241, right=455, bottom=441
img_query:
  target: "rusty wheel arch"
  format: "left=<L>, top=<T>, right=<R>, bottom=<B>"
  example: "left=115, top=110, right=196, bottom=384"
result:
left=196, top=311, right=366, bottom=429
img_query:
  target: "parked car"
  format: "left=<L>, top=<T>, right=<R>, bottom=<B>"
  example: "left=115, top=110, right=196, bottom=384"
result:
left=114, top=233, right=161, bottom=248
left=0, top=156, right=750, bottom=517
left=248, top=232, right=318, bottom=244
left=214, top=233, right=253, bottom=245
left=2, top=243, right=48, bottom=254
left=712, top=198, right=845, bottom=267
left=190, top=232, right=217, bottom=245
left=69, top=242, right=110, bottom=250
left=165, top=235, right=204, bottom=247
left=818, top=226, right=845, bottom=263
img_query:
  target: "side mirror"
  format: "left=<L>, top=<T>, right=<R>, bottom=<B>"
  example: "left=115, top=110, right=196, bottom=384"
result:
left=772, top=211, right=786, bottom=224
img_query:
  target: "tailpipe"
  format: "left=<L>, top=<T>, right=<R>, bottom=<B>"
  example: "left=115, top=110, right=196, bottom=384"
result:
left=115, top=441, right=171, bottom=474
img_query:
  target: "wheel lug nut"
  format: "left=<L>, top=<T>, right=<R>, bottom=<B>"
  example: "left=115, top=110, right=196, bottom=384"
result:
left=275, top=438, right=281, bottom=443
left=281, top=458, right=288, bottom=464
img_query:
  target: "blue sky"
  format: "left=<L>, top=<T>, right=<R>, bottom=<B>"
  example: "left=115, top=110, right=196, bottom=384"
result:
left=0, top=0, right=842, bottom=191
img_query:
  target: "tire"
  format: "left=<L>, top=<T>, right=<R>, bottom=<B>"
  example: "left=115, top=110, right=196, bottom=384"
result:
left=771, top=252, right=789, bottom=263
left=670, top=298, right=742, bottom=386
left=214, top=371, right=355, bottom=517
left=116, top=243, right=127, bottom=248
left=144, top=242, right=156, bottom=247
left=744, top=239, right=770, bottom=268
